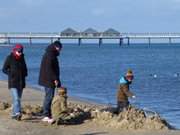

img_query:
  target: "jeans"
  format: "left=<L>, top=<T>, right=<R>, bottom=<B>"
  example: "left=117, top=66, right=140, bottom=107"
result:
left=10, top=88, right=23, bottom=116
left=43, top=87, right=55, bottom=117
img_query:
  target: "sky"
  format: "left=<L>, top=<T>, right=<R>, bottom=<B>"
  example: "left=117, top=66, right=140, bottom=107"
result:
left=0, top=0, right=180, bottom=33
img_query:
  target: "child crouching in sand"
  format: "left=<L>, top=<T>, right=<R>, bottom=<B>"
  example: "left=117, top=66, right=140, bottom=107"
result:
left=46, top=87, right=70, bottom=124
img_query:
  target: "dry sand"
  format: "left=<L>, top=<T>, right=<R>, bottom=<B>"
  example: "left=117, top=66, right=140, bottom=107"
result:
left=0, top=80, right=179, bottom=135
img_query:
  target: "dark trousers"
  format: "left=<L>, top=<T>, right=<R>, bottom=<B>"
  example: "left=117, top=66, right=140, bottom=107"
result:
left=43, top=87, right=55, bottom=117
left=117, top=101, right=129, bottom=113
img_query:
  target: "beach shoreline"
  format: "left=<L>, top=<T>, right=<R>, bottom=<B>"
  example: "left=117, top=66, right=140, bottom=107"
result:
left=0, top=80, right=179, bottom=135
left=0, top=80, right=105, bottom=106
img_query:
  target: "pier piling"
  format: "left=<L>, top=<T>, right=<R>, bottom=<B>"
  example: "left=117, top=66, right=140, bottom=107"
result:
left=8, top=38, right=10, bottom=44
left=119, top=38, right=123, bottom=46
left=99, top=38, right=102, bottom=47
left=78, top=38, right=81, bottom=46
left=127, top=37, right=130, bottom=45
left=169, top=37, right=172, bottom=44
left=29, top=37, right=32, bottom=45
left=148, top=37, right=151, bottom=45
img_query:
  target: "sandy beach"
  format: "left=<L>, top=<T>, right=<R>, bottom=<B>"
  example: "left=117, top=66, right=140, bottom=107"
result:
left=0, top=80, right=179, bottom=135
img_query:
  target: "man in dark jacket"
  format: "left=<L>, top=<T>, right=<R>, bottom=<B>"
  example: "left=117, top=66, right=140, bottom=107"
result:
left=2, top=44, right=28, bottom=120
left=39, top=40, right=62, bottom=121
left=117, top=69, right=135, bottom=113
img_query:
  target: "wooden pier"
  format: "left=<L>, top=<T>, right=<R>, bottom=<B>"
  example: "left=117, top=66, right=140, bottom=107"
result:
left=1, top=32, right=180, bottom=46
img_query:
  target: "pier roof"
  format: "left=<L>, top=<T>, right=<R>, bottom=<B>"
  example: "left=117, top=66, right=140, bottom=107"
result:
left=83, top=28, right=99, bottom=34
left=103, top=28, right=120, bottom=34
left=61, top=28, right=79, bottom=34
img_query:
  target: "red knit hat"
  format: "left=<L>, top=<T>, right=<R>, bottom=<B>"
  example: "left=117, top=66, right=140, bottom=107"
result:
left=13, top=44, right=23, bottom=52
left=12, top=44, right=24, bottom=60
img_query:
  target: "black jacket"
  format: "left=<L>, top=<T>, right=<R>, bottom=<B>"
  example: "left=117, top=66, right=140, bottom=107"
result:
left=2, top=53, right=28, bottom=89
left=38, top=44, right=61, bottom=88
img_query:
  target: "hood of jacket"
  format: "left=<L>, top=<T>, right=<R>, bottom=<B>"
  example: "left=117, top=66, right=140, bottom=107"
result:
left=46, top=44, right=59, bottom=56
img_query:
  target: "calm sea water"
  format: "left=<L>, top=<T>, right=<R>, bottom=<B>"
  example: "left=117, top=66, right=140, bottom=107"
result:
left=0, top=43, right=180, bottom=128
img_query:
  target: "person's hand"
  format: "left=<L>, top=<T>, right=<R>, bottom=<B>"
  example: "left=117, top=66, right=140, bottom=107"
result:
left=54, top=80, right=58, bottom=87
left=132, top=95, right=136, bottom=99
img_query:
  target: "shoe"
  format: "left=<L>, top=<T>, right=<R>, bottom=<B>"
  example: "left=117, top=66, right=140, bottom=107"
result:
left=42, top=117, right=51, bottom=122
left=16, top=114, right=22, bottom=121
left=12, top=114, right=22, bottom=121
left=47, top=118, right=54, bottom=124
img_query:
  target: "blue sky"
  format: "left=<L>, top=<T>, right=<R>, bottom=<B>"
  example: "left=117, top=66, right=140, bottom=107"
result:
left=0, top=0, right=180, bottom=32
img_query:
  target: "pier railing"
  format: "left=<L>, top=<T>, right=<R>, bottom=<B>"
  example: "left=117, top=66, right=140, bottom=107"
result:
left=1, top=32, right=180, bottom=38
left=1, top=32, right=180, bottom=45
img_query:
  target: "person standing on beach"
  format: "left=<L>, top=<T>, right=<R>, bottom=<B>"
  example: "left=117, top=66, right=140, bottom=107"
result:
left=117, top=69, right=135, bottom=113
left=39, top=40, right=62, bottom=122
left=2, top=44, right=28, bottom=120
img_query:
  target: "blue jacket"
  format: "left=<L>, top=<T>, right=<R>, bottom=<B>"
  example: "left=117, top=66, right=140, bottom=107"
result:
left=117, top=76, right=133, bottom=102
left=119, top=76, right=128, bottom=84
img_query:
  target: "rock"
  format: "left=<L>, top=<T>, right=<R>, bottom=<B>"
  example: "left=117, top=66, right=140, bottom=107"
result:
left=91, top=109, right=100, bottom=118
left=31, top=105, right=43, bottom=114
left=22, top=105, right=33, bottom=115
left=22, top=105, right=42, bottom=115
left=97, top=111, right=113, bottom=120
left=21, top=114, right=33, bottom=120
left=0, top=101, right=11, bottom=110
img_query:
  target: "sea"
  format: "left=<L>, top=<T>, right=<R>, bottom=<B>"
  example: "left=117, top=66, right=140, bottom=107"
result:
left=0, top=43, right=180, bottom=128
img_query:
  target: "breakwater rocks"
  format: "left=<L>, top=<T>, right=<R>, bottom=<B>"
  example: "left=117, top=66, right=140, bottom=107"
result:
left=0, top=101, right=174, bottom=130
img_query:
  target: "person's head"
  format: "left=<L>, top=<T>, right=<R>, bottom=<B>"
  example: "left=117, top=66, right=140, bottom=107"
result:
left=12, top=44, right=24, bottom=59
left=53, top=40, right=62, bottom=52
left=46, top=40, right=62, bottom=55
left=125, top=69, right=134, bottom=83
left=57, top=87, right=67, bottom=97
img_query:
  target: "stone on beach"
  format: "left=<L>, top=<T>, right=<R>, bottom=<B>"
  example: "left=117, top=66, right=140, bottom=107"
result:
left=0, top=101, right=11, bottom=110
